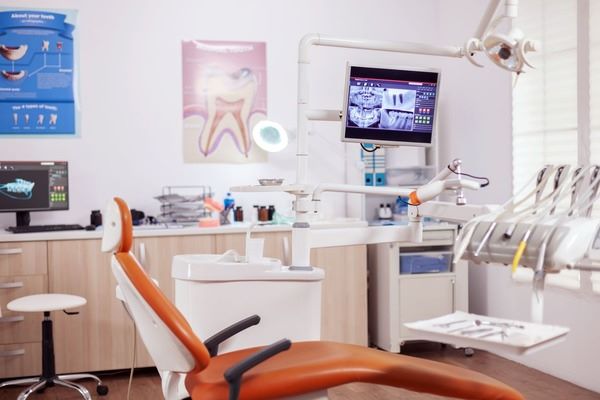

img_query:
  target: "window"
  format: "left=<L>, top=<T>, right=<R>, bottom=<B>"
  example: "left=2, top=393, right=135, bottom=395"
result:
left=512, top=0, right=595, bottom=290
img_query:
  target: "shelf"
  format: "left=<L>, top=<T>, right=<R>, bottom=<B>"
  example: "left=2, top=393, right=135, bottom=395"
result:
left=398, top=272, right=455, bottom=280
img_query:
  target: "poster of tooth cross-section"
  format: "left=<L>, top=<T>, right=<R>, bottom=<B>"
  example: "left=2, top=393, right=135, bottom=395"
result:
left=182, top=40, right=267, bottom=163
left=0, top=10, right=77, bottom=136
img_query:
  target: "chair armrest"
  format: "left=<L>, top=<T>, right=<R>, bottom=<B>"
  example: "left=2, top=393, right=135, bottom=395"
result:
left=204, top=315, right=261, bottom=357
left=224, top=338, right=292, bottom=400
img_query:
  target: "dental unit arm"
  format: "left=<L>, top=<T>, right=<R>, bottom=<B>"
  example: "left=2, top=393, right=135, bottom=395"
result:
left=232, top=0, right=536, bottom=269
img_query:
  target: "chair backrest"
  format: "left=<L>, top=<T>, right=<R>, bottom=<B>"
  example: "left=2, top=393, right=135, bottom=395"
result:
left=102, top=197, right=211, bottom=374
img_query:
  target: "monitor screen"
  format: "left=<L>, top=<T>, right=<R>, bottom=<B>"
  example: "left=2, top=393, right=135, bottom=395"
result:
left=341, top=65, right=440, bottom=147
left=0, top=161, right=69, bottom=213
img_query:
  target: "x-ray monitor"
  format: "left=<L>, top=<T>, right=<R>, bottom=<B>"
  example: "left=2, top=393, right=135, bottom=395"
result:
left=341, top=65, right=440, bottom=147
left=0, top=161, right=69, bottom=226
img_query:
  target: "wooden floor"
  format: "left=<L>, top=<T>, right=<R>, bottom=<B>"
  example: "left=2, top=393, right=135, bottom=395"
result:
left=1, top=344, right=598, bottom=399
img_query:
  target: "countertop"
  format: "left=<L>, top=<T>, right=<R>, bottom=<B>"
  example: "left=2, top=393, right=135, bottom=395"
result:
left=0, top=220, right=456, bottom=243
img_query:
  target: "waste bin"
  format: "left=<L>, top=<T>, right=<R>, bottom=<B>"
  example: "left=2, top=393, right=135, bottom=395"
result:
left=172, top=253, right=325, bottom=353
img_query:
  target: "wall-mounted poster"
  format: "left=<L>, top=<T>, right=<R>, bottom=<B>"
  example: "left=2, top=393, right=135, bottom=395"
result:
left=182, top=40, right=267, bottom=163
left=0, top=9, right=78, bottom=136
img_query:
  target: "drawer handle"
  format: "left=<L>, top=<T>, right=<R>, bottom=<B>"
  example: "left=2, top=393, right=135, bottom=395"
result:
left=0, top=316, right=24, bottom=323
left=0, top=282, right=24, bottom=289
left=0, top=349, right=25, bottom=357
left=0, top=248, right=23, bottom=256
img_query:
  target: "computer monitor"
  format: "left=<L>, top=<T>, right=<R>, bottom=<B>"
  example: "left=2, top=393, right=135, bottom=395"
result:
left=0, top=161, right=69, bottom=227
left=341, top=65, right=440, bottom=147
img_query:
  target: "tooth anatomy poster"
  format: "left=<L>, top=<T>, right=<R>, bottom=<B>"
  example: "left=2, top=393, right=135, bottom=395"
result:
left=182, top=40, right=267, bottom=163
left=0, top=10, right=77, bottom=136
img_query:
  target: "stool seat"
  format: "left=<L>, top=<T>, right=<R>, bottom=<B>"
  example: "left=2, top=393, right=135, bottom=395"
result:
left=7, top=294, right=86, bottom=313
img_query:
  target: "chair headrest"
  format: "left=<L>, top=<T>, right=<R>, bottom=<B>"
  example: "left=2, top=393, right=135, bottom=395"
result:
left=101, top=197, right=133, bottom=253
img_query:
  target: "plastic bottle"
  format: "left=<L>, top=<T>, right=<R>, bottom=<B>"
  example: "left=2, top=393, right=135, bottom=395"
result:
left=378, top=204, right=385, bottom=219
left=385, top=203, right=393, bottom=219
left=224, top=192, right=235, bottom=209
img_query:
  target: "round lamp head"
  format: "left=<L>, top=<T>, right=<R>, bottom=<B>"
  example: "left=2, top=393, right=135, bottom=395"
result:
left=483, top=24, right=525, bottom=72
left=252, top=120, right=289, bottom=153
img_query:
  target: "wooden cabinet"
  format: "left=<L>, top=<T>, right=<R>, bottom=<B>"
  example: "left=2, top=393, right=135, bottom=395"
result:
left=131, top=235, right=215, bottom=366
left=0, top=241, right=47, bottom=378
left=1, top=230, right=368, bottom=377
left=367, top=228, right=468, bottom=353
left=48, top=236, right=216, bottom=373
left=48, top=239, right=133, bottom=374
left=312, top=245, right=368, bottom=346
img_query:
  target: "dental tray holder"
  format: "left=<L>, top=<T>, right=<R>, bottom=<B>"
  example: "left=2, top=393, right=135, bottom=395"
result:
left=404, top=311, right=569, bottom=356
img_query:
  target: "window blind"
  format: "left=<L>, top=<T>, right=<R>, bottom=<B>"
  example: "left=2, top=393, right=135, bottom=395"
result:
left=512, top=0, right=578, bottom=193
left=512, top=0, right=580, bottom=289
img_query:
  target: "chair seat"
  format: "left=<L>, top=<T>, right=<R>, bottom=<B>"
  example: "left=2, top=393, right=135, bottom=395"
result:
left=186, top=341, right=523, bottom=400
left=7, top=294, right=86, bottom=313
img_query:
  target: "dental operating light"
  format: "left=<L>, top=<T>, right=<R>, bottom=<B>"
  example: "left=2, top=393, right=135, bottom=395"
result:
left=466, top=0, right=539, bottom=73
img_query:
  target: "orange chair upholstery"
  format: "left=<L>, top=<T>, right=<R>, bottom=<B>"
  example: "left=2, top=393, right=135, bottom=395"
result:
left=108, top=197, right=524, bottom=400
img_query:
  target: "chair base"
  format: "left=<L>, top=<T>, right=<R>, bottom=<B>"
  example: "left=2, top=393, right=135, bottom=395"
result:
left=0, top=373, right=108, bottom=400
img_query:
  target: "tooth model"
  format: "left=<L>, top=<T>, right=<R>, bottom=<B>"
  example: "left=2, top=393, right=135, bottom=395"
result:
left=1, top=70, right=26, bottom=81
left=198, top=67, right=258, bottom=157
left=0, top=45, right=28, bottom=61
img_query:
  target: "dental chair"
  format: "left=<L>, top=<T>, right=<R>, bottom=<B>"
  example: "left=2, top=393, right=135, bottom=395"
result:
left=102, top=197, right=524, bottom=400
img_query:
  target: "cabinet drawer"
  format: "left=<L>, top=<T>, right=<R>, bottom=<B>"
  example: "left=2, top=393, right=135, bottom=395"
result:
left=0, top=342, right=41, bottom=379
left=422, top=229, right=454, bottom=244
left=0, top=242, right=47, bottom=277
left=0, top=275, right=46, bottom=344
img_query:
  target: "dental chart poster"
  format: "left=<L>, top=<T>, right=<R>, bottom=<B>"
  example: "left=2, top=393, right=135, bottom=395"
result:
left=182, top=40, right=267, bottom=163
left=0, top=9, right=77, bottom=136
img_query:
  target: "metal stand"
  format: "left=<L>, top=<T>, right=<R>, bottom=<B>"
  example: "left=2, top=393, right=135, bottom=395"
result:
left=0, top=312, right=108, bottom=399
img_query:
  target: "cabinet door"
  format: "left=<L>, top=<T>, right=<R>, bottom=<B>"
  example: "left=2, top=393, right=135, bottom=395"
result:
left=134, top=235, right=215, bottom=301
left=312, top=245, right=368, bottom=346
left=48, top=239, right=136, bottom=373
left=133, top=235, right=215, bottom=367
left=398, top=275, right=455, bottom=339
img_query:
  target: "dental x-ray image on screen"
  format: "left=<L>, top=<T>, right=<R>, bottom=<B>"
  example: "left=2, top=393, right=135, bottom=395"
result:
left=348, top=86, right=384, bottom=128
left=342, top=65, right=440, bottom=147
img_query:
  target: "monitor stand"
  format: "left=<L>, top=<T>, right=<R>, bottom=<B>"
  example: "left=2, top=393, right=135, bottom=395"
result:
left=16, top=211, right=31, bottom=227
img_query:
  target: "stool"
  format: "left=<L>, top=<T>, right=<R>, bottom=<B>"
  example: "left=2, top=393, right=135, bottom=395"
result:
left=0, top=294, right=108, bottom=399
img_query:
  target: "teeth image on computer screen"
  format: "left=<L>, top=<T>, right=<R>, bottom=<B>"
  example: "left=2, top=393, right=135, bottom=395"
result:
left=0, top=178, right=35, bottom=200
left=0, top=44, right=28, bottom=61
left=1, top=70, right=26, bottom=80
left=49, top=114, right=58, bottom=125
left=380, top=109, right=414, bottom=130
left=37, top=114, right=44, bottom=125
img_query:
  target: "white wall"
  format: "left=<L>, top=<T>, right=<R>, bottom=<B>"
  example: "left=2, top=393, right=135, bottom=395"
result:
left=0, top=0, right=512, bottom=229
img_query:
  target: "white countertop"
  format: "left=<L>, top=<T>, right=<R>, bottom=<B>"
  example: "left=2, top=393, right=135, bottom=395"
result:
left=0, top=220, right=455, bottom=243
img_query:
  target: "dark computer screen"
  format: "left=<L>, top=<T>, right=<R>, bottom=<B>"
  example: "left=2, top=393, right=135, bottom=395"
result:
left=0, top=161, right=69, bottom=213
left=341, top=65, right=440, bottom=147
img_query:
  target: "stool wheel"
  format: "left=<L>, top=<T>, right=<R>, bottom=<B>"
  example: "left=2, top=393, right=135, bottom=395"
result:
left=97, top=384, right=109, bottom=395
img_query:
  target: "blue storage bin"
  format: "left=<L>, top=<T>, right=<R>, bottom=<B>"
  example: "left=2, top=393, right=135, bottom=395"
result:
left=400, top=252, right=451, bottom=274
